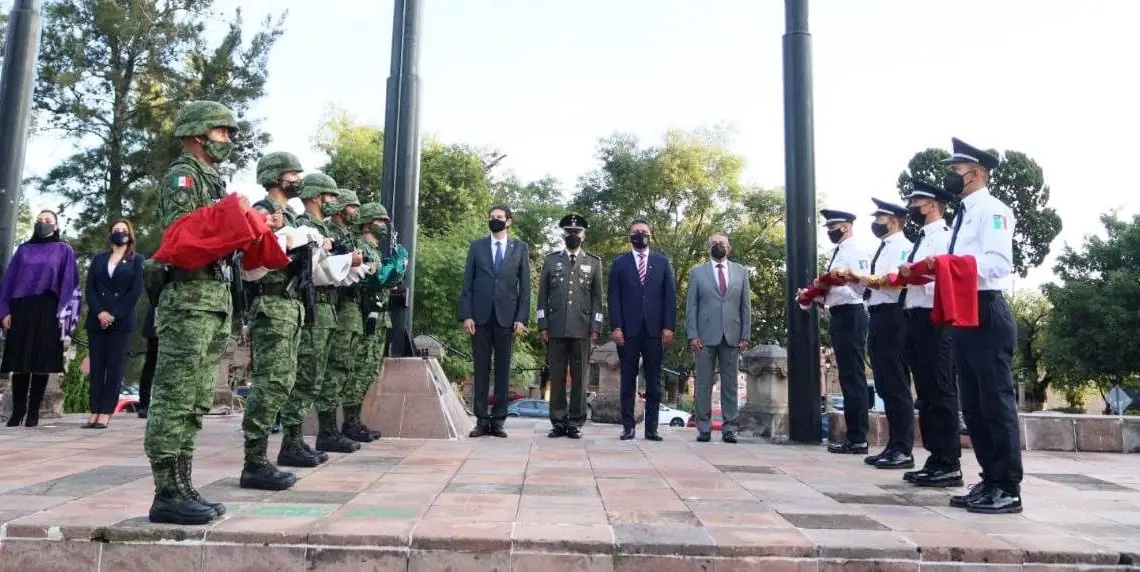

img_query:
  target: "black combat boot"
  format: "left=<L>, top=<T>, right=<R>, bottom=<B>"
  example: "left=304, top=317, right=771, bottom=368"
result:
left=177, top=455, right=227, bottom=516
left=148, top=458, right=217, bottom=525
left=315, top=409, right=361, bottom=453
left=277, top=424, right=323, bottom=467
left=341, top=405, right=374, bottom=442
left=240, top=437, right=297, bottom=490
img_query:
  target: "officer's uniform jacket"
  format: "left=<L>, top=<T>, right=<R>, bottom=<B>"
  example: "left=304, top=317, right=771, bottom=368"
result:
left=537, top=249, right=604, bottom=339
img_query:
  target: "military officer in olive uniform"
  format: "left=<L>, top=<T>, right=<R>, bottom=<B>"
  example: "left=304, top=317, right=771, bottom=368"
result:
left=145, top=100, right=245, bottom=525
left=538, top=214, right=604, bottom=439
left=344, top=202, right=393, bottom=440
left=237, top=151, right=307, bottom=491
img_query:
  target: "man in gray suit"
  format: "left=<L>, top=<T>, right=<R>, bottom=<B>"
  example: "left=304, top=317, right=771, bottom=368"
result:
left=459, top=205, right=531, bottom=438
left=685, top=233, right=751, bottom=443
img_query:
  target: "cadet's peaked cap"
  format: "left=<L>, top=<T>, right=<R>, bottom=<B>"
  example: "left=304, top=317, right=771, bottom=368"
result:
left=298, top=172, right=340, bottom=200
left=820, top=209, right=856, bottom=226
left=870, top=198, right=908, bottom=218
left=905, top=179, right=954, bottom=203
left=559, top=213, right=588, bottom=230
left=941, top=137, right=1000, bottom=170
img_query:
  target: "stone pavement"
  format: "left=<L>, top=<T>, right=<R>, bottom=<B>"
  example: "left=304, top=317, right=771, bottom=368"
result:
left=1, top=415, right=1139, bottom=571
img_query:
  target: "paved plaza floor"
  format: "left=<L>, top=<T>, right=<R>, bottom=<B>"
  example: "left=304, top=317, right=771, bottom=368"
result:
left=1, top=414, right=1139, bottom=571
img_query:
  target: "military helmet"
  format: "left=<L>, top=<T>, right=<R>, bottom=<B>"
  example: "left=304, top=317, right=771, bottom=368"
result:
left=298, top=172, right=340, bottom=200
left=326, top=189, right=361, bottom=215
left=173, top=100, right=239, bottom=138
left=256, top=152, right=304, bottom=186
left=358, top=202, right=389, bottom=223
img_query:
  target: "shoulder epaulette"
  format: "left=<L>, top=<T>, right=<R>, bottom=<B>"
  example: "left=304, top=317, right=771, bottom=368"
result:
left=587, top=252, right=602, bottom=261
left=545, top=251, right=561, bottom=258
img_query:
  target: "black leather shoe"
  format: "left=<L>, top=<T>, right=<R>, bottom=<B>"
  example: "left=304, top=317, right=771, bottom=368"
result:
left=565, top=426, right=581, bottom=439
left=488, top=423, right=508, bottom=438
left=912, top=467, right=964, bottom=488
left=619, top=428, right=635, bottom=441
left=966, top=486, right=1022, bottom=514
left=468, top=424, right=487, bottom=438
left=864, top=448, right=889, bottom=465
left=721, top=431, right=737, bottom=444
left=874, top=450, right=915, bottom=469
left=548, top=425, right=566, bottom=438
left=697, top=432, right=711, bottom=442
left=644, top=432, right=663, bottom=442
left=949, top=481, right=988, bottom=508
left=827, top=440, right=869, bottom=454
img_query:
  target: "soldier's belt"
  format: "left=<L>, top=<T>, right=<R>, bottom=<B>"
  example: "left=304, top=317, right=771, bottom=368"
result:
left=250, top=281, right=293, bottom=299
left=337, top=286, right=362, bottom=306
left=315, top=287, right=339, bottom=305
left=168, top=263, right=228, bottom=283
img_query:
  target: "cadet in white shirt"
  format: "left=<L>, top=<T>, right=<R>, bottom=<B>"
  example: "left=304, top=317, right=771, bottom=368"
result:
left=818, top=209, right=873, bottom=455
left=861, top=198, right=915, bottom=470
left=899, top=179, right=962, bottom=488
left=936, top=138, right=1022, bottom=515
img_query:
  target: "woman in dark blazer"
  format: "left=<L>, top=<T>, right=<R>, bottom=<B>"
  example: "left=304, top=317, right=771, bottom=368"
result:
left=83, top=219, right=144, bottom=428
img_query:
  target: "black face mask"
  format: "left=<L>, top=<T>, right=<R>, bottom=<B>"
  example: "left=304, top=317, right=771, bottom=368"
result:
left=564, top=235, right=582, bottom=249
left=907, top=206, right=926, bottom=225
left=488, top=218, right=507, bottom=233
left=709, top=244, right=727, bottom=260
left=827, top=228, right=844, bottom=244
left=110, top=231, right=130, bottom=246
left=870, top=222, right=889, bottom=238
left=35, top=221, right=55, bottom=237
left=943, top=171, right=966, bottom=195
left=282, top=180, right=303, bottom=198
left=630, top=233, right=649, bottom=249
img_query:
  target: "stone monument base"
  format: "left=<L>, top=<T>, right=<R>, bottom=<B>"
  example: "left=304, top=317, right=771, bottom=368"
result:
left=302, top=357, right=473, bottom=439
left=589, top=393, right=643, bottom=425
left=737, top=403, right=788, bottom=441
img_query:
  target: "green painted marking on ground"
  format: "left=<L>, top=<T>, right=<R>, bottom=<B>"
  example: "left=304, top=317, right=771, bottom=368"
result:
left=246, top=503, right=338, bottom=518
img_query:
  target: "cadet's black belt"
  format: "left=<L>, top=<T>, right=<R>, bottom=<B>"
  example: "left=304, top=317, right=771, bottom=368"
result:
left=168, top=263, right=229, bottom=283
left=904, top=306, right=934, bottom=317
left=337, top=286, right=362, bottom=306
left=978, top=290, right=1003, bottom=302
left=868, top=302, right=900, bottom=314
left=828, top=303, right=865, bottom=313
left=315, top=287, right=339, bottom=305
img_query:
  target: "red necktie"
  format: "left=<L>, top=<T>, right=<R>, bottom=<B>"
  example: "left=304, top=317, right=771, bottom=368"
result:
left=716, top=263, right=727, bottom=295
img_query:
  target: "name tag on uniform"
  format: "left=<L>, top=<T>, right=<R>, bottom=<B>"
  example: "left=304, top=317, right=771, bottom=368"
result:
left=580, top=265, right=591, bottom=273
left=594, top=312, right=603, bottom=322
left=537, top=309, right=545, bottom=319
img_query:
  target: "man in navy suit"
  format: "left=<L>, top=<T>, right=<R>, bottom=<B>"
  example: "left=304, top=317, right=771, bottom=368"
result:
left=459, top=205, right=531, bottom=438
left=608, top=220, right=677, bottom=441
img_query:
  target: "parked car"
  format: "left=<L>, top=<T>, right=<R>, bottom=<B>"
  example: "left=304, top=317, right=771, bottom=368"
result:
left=659, top=404, right=691, bottom=427
left=685, top=406, right=723, bottom=430
left=488, top=390, right=526, bottom=407
left=114, top=392, right=139, bottom=415
left=506, top=399, right=550, bottom=418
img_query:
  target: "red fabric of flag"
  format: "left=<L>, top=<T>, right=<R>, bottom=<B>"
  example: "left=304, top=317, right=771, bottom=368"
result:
left=929, top=254, right=979, bottom=327
left=241, top=209, right=290, bottom=271
left=154, top=193, right=259, bottom=271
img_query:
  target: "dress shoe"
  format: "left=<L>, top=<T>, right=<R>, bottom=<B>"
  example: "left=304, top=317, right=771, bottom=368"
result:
left=696, top=432, right=711, bottom=442
left=911, top=466, right=964, bottom=488
left=827, top=440, right=868, bottom=454
left=488, top=423, right=508, bottom=438
left=548, top=425, right=566, bottom=438
left=468, top=424, right=487, bottom=438
left=644, top=432, right=663, bottom=442
left=949, top=481, right=988, bottom=508
left=873, top=450, right=915, bottom=469
left=565, top=426, right=581, bottom=439
left=864, top=448, right=889, bottom=465
left=721, top=431, right=737, bottom=444
left=619, top=428, right=635, bottom=441
left=966, top=486, right=1022, bottom=514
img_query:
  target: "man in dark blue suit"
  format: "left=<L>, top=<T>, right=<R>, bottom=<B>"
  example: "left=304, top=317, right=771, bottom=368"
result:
left=608, top=220, right=677, bottom=441
left=459, top=205, right=531, bottom=438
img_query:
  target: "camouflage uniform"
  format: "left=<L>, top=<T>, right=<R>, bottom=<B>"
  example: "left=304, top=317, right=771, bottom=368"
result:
left=321, top=191, right=370, bottom=442
left=278, top=175, right=360, bottom=454
left=144, top=101, right=239, bottom=525
left=238, top=152, right=307, bottom=491
left=343, top=202, right=392, bottom=440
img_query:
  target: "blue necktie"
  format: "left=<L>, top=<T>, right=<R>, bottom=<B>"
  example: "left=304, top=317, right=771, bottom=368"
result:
left=948, top=205, right=965, bottom=254
left=494, top=241, right=504, bottom=274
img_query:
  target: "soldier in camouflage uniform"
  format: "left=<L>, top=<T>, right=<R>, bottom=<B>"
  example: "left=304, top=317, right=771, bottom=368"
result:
left=278, top=173, right=357, bottom=460
left=537, top=213, right=604, bottom=440
left=237, top=152, right=308, bottom=490
left=343, top=202, right=392, bottom=440
left=144, top=100, right=245, bottom=524
left=322, top=190, right=371, bottom=443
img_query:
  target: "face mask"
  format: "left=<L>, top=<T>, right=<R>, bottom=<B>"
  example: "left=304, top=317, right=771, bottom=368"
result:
left=827, top=228, right=844, bottom=244
left=200, top=137, right=233, bottom=163
left=282, top=180, right=303, bottom=198
left=943, top=171, right=966, bottom=195
left=346, top=211, right=360, bottom=226
left=110, top=231, right=129, bottom=245
left=870, top=222, right=889, bottom=238
left=35, top=221, right=54, bottom=237
left=709, top=244, right=727, bottom=260
left=373, top=221, right=389, bottom=235
left=564, top=235, right=582, bottom=249
left=321, top=203, right=338, bottom=217
left=630, top=233, right=650, bottom=249
left=907, top=206, right=926, bottom=225
left=488, top=219, right=507, bottom=233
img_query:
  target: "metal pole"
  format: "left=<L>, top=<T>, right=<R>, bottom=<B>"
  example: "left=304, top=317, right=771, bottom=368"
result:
left=380, top=0, right=423, bottom=357
left=782, top=0, right=822, bottom=443
left=0, top=0, right=43, bottom=280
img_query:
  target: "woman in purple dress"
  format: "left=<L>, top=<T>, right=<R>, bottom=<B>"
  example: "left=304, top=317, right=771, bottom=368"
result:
left=0, top=210, right=82, bottom=427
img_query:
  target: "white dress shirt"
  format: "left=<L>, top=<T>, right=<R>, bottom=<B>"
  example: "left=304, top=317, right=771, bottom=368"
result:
left=708, top=258, right=730, bottom=285
left=867, top=231, right=912, bottom=306
left=824, top=236, right=872, bottom=309
left=903, top=220, right=952, bottom=310
left=947, top=187, right=1015, bottom=291
left=490, top=235, right=507, bottom=262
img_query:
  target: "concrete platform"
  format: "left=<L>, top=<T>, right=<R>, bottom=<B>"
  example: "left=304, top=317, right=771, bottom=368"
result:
left=1, top=415, right=1140, bottom=571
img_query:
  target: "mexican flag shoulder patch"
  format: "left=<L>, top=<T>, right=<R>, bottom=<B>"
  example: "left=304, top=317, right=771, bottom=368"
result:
left=171, top=174, right=193, bottom=190
left=992, top=214, right=1007, bottom=230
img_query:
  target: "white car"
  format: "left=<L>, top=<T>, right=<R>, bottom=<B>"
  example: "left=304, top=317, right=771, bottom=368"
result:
left=659, top=404, right=691, bottom=427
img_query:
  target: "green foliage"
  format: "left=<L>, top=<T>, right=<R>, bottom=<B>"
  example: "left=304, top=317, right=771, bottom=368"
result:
left=13, top=196, right=32, bottom=245
left=895, top=147, right=1062, bottom=277
left=490, top=175, right=566, bottom=259
left=60, top=330, right=89, bottom=414
left=31, top=1, right=285, bottom=257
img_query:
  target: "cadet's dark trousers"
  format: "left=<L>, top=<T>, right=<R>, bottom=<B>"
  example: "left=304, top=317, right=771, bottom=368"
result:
left=868, top=303, right=913, bottom=454
left=138, top=337, right=158, bottom=411
left=87, top=329, right=131, bottom=414
left=619, top=332, right=663, bottom=431
left=953, top=291, right=1022, bottom=495
left=904, top=307, right=960, bottom=467
left=548, top=337, right=589, bottom=428
left=829, top=304, right=869, bottom=444
left=472, top=321, right=513, bottom=423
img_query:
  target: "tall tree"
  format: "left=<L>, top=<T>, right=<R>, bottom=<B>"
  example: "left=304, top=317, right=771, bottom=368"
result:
left=1010, top=289, right=1059, bottom=411
left=895, top=147, right=1062, bottom=276
left=490, top=174, right=565, bottom=260
left=31, top=1, right=284, bottom=255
